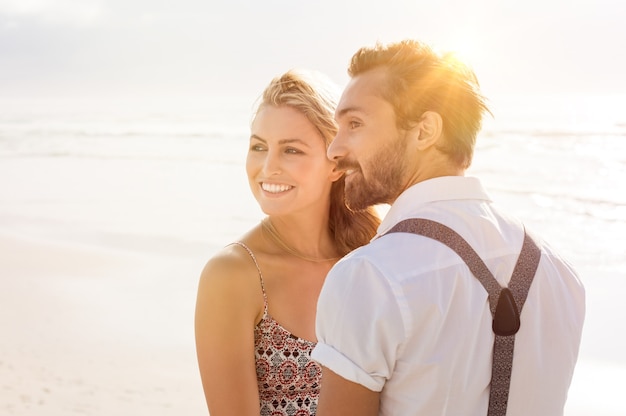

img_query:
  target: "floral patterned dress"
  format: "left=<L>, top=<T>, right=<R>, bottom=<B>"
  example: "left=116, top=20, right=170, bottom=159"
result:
left=235, top=242, right=322, bottom=416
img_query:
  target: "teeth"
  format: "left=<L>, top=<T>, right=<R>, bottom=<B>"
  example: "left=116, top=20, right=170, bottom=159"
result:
left=262, top=183, right=293, bottom=193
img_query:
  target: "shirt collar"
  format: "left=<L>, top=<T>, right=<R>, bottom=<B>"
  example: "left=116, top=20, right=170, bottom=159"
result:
left=375, top=176, right=492, bottom=237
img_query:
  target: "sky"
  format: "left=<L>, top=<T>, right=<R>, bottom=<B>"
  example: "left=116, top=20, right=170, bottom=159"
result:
left=1, top=0, right=625, bottom=100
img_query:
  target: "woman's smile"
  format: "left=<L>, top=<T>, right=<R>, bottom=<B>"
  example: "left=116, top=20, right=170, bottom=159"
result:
left=261, top=182, right=294, bottom=194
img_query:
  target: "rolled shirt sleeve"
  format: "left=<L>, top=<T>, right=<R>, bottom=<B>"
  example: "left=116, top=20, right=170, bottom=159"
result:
left=312, top=253, right=407, bottom=392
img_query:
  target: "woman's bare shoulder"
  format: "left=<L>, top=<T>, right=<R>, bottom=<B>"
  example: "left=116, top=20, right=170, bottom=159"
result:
left=199, top=242, right=260, bottom=290
left=196, top=236, right=267, bottom=326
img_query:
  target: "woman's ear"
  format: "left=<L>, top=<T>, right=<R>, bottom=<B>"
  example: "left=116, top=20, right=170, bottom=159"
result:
left=329, top=164, right=344, bottom=182
left=414, top=111, right=443, bottom=150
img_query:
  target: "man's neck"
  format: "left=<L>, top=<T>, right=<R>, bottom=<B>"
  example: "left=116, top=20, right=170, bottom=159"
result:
left=402, top=157, right=465, bottom=191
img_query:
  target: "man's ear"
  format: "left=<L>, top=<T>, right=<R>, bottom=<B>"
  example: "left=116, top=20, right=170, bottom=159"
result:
left=414, top=111, right=443, bottom=150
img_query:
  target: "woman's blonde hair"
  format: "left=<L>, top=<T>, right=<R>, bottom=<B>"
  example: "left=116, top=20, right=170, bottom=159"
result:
left=254, top=70, right=380, bottom=255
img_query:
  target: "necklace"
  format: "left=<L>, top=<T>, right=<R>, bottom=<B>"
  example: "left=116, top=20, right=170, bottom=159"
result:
left=261, top=217, right=340, bottom=263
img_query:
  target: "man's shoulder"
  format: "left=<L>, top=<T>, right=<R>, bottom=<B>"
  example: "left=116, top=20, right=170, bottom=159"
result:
left=342, top=232, right=409, bottom=263
left=332, top=229, right=442, bottom=281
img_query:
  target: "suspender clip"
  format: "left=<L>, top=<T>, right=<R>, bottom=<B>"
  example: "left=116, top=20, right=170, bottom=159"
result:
left=492, top=288, right=521, bottom=336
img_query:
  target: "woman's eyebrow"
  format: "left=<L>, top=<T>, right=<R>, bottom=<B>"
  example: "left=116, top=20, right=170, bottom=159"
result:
left=250, top=135, right=310, bottom=148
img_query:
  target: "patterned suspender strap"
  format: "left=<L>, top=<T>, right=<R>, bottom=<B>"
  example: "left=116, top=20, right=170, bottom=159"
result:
left=384, top=218, right=541, bottom=416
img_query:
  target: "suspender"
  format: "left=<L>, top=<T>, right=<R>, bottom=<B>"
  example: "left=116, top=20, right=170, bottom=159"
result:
left=384, top=218, right=541, bottom=416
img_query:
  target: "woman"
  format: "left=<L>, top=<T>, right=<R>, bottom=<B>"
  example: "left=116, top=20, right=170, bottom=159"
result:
left=194, top=70, right=380, bottom=415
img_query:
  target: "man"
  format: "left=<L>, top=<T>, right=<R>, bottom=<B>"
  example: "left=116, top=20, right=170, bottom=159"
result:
left=311, top=40, right=585, bottom=416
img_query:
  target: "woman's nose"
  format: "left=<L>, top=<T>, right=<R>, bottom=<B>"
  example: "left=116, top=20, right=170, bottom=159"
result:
left=262, top=151, right=281, bottom=175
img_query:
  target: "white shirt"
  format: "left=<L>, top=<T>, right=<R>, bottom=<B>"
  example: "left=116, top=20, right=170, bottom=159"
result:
left=313, top=176, right=585, bottom=416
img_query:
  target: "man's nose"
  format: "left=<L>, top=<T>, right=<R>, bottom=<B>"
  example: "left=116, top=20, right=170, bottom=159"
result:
left=327, top=128, right=346, bottom=161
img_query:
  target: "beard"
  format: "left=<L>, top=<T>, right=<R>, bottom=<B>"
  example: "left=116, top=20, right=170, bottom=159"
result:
left=341, top=132, right=411, bottom=211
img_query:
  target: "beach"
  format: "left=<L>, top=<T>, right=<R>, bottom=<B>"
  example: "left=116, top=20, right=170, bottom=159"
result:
left=0, top=151, right=217, bottom=415
left=1, top=95, right=625, bottom=415
left=0, top=232, right=206, bottom=415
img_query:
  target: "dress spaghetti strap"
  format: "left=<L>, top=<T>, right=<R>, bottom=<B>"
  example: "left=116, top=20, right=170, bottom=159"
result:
left=228, top=243, right=321, bottom=415
left=230, top=242, right=268, bottom=317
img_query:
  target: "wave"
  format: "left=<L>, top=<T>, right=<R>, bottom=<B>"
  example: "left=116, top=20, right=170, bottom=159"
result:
left=0, top=125, right=246, bottom=141
left=0, top=151, right=242, bottom=164
left=482, top=127, right=626, bottom=139
left=3, top=125, right=624, bottom=145
left=491, top=187, right=626, bottom=222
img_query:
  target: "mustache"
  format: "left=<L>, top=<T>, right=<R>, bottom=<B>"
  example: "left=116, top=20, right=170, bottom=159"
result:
left=335, top=159, right=360, bottom=172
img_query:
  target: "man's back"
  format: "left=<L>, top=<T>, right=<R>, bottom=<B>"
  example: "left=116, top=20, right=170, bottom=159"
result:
left=313, top=177, right=586, bottom=415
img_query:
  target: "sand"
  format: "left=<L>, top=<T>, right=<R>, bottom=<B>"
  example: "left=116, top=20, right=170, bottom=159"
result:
left=0, top=230, right=209, bottom=415
left=3, top=228, right=625, bottom=415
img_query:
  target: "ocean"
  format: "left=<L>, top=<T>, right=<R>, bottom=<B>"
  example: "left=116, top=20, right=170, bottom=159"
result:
left=0, top=93, right=624, bottom=415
